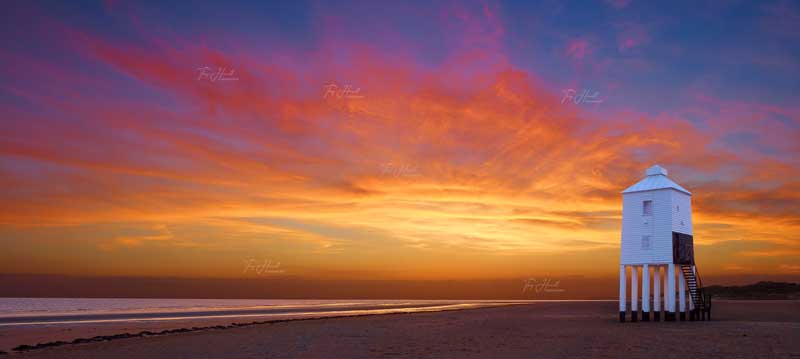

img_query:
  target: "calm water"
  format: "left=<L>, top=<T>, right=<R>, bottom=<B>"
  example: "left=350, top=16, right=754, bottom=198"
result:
left=0, top=298, right=532, bottom=326
left=0, top=298, right=411, bottom=316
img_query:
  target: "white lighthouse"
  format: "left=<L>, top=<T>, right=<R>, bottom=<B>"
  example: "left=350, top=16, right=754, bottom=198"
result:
left=619, top=165, right=710, bottom=322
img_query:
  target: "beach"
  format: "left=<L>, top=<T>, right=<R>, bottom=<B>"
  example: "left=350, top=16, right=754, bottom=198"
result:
left=4, top=300, right=798, bottom=358
left=0, top=299, right=522, bottom=353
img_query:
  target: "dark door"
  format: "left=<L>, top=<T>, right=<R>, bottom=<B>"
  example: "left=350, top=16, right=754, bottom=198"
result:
left=672, top=232, right=694, bottom=264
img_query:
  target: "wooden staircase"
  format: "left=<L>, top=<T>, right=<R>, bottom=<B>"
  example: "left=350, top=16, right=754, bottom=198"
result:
left=680, top=264, right=711, bottom=320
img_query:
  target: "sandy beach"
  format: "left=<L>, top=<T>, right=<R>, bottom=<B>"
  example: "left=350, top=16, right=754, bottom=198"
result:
left=4, top=300, right=797, bottom=358
left=0, top=300, right=521, bottom=353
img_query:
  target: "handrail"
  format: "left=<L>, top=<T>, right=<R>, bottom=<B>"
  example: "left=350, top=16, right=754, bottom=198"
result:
left=692, top=265, right=711, bottom=319
left=694, top=265, right=704, bottom=307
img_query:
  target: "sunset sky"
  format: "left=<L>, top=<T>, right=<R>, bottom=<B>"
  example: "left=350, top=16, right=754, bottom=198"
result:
left=1, top=0, right=798, bottom=290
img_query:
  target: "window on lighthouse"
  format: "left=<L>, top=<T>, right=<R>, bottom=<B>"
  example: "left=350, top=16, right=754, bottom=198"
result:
left=642, top=200, right=653, bottom=216
left=641, top=235, right=651, bottom=250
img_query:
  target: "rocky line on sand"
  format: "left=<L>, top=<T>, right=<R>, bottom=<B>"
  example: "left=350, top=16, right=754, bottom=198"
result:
left=10, top=318, right=313, bottom=353
left=8, top=309, right=450, bottom=353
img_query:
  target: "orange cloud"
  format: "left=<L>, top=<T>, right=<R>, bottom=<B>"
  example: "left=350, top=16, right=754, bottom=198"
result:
left=0, top=3, right=798, bottom=282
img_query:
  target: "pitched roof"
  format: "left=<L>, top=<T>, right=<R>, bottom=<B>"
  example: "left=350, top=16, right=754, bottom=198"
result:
left=622, top=165, right=692, bottom=195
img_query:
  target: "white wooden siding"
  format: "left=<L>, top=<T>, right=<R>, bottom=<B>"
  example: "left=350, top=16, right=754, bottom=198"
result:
left=620, top=188, right=682, bottom=264
left=670, top=190, right=693, bottom=235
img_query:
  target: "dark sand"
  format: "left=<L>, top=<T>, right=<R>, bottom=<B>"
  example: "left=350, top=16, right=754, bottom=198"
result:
left=0, top=301, right=512, bottom=352
left=9, top=300, right=800, bottom=358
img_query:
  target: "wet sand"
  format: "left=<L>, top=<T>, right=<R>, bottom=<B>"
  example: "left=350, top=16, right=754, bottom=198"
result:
left=0, top=301, right=519, bottom=353
left=7, top=300, right=800, bottom=358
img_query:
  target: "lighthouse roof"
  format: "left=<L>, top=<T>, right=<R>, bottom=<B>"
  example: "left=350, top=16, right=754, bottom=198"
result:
left=622, top=165, right=691, bottom=195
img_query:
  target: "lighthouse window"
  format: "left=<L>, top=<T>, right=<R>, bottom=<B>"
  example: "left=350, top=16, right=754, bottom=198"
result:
left=641, top=235, right=651, bottom=250
left=676, top=205, right=680, bottom=212
left=642, top=200, right=653, bottom=216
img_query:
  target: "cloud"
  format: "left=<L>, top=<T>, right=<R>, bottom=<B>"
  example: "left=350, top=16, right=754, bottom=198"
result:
left=616, top=22, right=650, bottom=52
left=0, top=1, right=797, bottom=280
left=565, top=38, right=592, bottom=61
left=779, top=264, right=800, bottom=273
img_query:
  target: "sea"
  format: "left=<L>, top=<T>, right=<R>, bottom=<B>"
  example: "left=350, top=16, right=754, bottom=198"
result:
left=0, top=298, right=531, bottom=326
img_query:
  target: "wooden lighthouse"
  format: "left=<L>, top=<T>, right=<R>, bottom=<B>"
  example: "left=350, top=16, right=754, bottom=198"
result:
left=619, top=165, right=710, bottom=322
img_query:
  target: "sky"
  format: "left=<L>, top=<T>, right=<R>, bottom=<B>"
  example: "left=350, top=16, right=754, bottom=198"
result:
left=0, top=0, right=798, bottom=296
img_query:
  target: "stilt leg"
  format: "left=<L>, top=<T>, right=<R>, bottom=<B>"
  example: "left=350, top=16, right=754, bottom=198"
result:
left=666, top=263, right=676, bottom=321
left=631, top=266, right=638, bottom=322
left=678, top=269, right=686, bottom=321
left=619, top=265, right=626, bottom=323
left=642, top=264, right=650, bottom=321
left=653, top=265, right=661, bottom=322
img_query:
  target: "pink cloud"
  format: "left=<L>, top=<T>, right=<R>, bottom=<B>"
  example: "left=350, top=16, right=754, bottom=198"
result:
left=1, top=2, right=798, bottom=280
left=565, top=38, right=592, bottom=61
left=616, top=23, right=650, bottom=52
